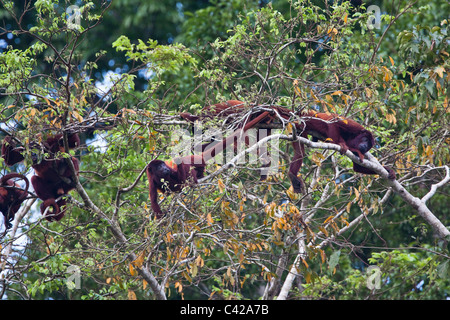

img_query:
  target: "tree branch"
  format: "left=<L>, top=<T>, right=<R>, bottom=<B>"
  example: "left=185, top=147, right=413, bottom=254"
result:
left=200, top=132, right=449, bottom=240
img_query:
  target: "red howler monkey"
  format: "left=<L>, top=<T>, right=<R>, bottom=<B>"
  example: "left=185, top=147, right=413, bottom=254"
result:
left=146, top=155, right=206, bottom=219
left=181, top=101, right=395, bottom=194
left=293, top=111, right=396, bottom=181
left=181, top=100, right=275, bottom=177
left=265, top=109, right=396, bottom=191
left=1, top=136, right=25, bottom=166
left=31, top=154, right=80, bottom=221
left=181, top=101, right=307, bottom=191
left=1, top=133, right=80, bottom=221
left=0, top=173, right=29, bottom=229
left=148, top=108, right=273, bottom=218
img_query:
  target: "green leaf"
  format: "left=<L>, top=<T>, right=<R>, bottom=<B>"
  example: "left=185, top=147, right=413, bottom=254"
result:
left=437, top=260, right=450, bottom=279
left=328, top=250, right=341, bottom=271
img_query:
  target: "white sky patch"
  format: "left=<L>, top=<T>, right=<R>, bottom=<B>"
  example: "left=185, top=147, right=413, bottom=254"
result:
left=86, top=132, right=109, bottom=153
left=138, top=64, right=155, bottom=80
left=95, top=70, right=123, bottom=96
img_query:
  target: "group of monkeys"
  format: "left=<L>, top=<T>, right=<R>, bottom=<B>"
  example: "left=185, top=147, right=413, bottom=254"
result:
left=0, top=100, right=396, bottom=229
left=1, top=133, right=80, bottom=229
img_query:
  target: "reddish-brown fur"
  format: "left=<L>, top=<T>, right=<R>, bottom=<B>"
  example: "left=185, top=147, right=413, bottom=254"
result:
left=1, top=133, right=80, bottom=221
left=148, top=105, right=272, bottom=218
left=1, top=136, right=25, bottom=166
left=291, top=111, right=396, bottom=181
left=146, top=155, right=206, bottom=218
left=181, top=101, right=395, bottom=194
left=0, top=173, right=29, bottom=229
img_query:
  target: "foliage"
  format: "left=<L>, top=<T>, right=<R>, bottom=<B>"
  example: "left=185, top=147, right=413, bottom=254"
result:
left=0, top=0, right=448, bottom=300
left=301, top=249, right=450, bottom=299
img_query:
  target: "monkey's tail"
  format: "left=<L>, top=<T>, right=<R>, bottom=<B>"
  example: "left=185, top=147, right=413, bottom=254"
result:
left=0, top=173, right=30, bottom=201
left=41, top=198, right=64, bottom=222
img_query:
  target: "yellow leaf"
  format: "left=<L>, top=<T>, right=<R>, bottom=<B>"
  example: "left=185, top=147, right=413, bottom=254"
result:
left=323, top=215, right=335, bottom=224
left=286, top=185, right=296, bottom=200
left=72, top=111, right=83, bottom=122
left=343, top=14, right=348, bottom=24
left=301, top=258, right=309, bottom=269
left=320, top=250, right=326, bottom=264
left=227, top=267, right=232, bottom=278
left=196, top=255, right=204, bottom=267
left=175, top=281, right=183, bottom=292
left=218, top=179, right=225, bottom=193
left=353, top=187, right=360, bottom=199
left=327, top=27, right=338, bottom=35
left=425, top=145, right=434, bottom=157
left=128, top=290, right=137, bottom=300
left=341, top=216, right=349, bottom=227
left=318, top=225, right=329, bottom=237
left=166, top=231, right=173, bottom=243
left=434, top=66, right=445, bottom=78
left=265, top=202, right=276, bottom=217
left=305, top=270, right=311, bottom=283
left=286, top=122, right=293, bottom=134
left=389, top=56, right=394, bottom=66
left=129, top=263, right=137, bottom=276
left=134, top=251, right=145, bottom=268
left=46, top=236, right=54, bottom=245
left=311, top=152, right=323, bottom=166
left=206, top=213, right=214, bottom=225
left=346, top=201, right=352, bottom=213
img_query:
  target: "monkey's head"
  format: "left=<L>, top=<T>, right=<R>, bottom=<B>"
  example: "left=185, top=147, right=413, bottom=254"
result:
left=357, top=131, right=375, bottom=154
left=148, top=160, right=174, bottom=179
left=347, top=130, right=375, bottom=160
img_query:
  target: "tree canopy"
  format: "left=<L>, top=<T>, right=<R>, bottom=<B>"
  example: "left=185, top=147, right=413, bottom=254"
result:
left=0, top=0, right=449, bottom=300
